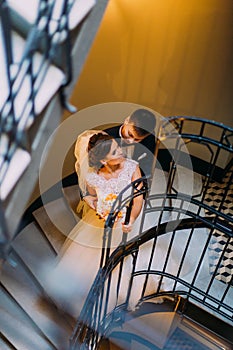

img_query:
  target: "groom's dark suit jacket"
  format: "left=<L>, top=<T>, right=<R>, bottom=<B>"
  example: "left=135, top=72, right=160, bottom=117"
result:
left=104, top=124, right=156, bottom=178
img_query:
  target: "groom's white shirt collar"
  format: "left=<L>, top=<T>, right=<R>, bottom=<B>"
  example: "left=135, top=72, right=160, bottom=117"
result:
left=119, top=124, right=123, bottom=140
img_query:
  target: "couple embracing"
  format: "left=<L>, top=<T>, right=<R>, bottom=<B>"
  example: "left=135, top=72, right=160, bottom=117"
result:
left=74, top=108, right=157, bottom=234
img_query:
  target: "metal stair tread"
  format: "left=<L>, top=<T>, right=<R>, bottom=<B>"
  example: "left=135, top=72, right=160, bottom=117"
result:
left=12, top=222, right=76, bottom=326
left=0, top=308, right=55, bottom=350
left=32, top=197, right=78, bottom=253
left=107, top=315, right=224, bottom=350
left=109, top=310, right=178, bottom=350
left=0, top=286, right=42, bottom=336
left=62, top=184, right=81, bottom=220
left=0, top=289, right=56, bottom=350
left=0, top=336, right=15, bottom=350
left=12, top=222, right=57, bottom=274
left=1, top=252, right=72, bottom=349
left=0, top=288, right=56, bottom=350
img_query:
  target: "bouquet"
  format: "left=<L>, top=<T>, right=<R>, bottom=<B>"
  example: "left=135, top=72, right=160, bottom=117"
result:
left=97, top=193, right=125, bottom=221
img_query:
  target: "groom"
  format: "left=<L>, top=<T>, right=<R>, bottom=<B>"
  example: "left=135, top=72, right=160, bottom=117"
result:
left=104, top=108, right=157, bottom=178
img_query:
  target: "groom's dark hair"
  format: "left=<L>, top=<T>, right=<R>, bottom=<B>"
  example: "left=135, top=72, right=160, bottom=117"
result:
left=129, top=109, right=156, bottom=136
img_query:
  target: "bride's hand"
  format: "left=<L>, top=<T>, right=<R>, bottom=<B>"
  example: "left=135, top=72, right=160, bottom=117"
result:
left=121, top=220, right=134, bottom=233
left=83, top=195, right=97, bottom=210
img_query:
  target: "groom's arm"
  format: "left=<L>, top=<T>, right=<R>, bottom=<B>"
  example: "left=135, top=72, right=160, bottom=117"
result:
left=134, top=134, right=156, bottom=177
left=104, top=124, right=121, bottom=143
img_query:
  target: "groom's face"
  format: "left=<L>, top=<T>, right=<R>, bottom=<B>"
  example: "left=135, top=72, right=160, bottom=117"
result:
left=121, top=118, right=148, bottom=144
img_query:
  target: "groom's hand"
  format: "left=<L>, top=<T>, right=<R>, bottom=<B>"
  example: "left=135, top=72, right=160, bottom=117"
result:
left=83, top=195, right=97, bottom=210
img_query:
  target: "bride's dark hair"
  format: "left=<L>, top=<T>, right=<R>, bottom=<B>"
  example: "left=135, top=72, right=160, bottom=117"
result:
left=88, top=133, right=113, bottom=170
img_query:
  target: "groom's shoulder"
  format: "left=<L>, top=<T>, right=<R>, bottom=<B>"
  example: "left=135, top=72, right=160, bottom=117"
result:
left=104, top=123, right=121, bottom=137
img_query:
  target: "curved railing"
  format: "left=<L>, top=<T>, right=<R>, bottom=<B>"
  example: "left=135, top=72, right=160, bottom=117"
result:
left=69, top=117, right=233, bottom=350
left=70, top=201, right=232, bottom=349
left=0, top=0, right=75, bottom=245
left=0, top=0, right=104, bottom=252
left=158, top=115, right=233, bottom=181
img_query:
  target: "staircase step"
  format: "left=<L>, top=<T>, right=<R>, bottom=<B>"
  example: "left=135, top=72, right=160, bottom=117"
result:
left=0, top=308, right=55, bottom=350
left=0, top=250, right=72, bottom=350
left=0, top=287, right=55, bottom=350
left=0, top=336, right=16, bottom=350
left=32, top=197, right=78, bottom=253
left=177, top=317, right=231, bottom=350
left=12, top=222, right=75, bottom=324
left=109, top=311, right=178, bottom=350
left=12, top=222, right=57, bottom=274
left=106, top=298, right=233, bottom=350
left=62, top=184, right=81, bottom=220
left=13, top=219, right=77, bottom=323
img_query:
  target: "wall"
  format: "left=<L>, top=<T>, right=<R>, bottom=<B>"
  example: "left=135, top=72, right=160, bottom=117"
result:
left=68, top=0, right=233, bottom=127
left=30, top=0, right=233, bottom=204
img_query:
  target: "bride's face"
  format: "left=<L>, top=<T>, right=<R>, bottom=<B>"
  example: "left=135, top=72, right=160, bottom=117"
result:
left=104, top=139, right=125, bottom=165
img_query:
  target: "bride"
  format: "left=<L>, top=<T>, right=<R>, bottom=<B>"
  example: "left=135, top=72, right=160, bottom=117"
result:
left=43, top=130, right=146, bottom=316
left=74, top=130, right=144, bottom=237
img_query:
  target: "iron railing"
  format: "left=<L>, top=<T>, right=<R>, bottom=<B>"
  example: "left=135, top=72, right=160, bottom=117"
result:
left=0, top=0, right=76, bottom=241
left=70, top=117, right=233, bottom=350
left=0, top=0, right=72, bottom=197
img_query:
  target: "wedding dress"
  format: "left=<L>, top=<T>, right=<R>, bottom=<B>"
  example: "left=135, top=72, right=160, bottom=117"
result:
left=43, top=158, right=146, bottom=316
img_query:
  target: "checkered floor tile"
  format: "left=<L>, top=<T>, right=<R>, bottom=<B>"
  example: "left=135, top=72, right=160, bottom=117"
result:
left=209, top=231, right=233, bottom=284
left=204, top=166, right=233, bottom=285
left=204, top=169, right=233, bottom=216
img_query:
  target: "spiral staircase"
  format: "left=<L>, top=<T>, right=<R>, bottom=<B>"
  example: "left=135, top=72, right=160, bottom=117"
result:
left=1, top=116, right=232, bottom=350
left=68, top=117, right=233, bottom=350
left=0, top=1, right=233, bottom=350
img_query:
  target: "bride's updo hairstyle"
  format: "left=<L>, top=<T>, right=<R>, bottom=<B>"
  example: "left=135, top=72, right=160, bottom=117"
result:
left=88, top=133, right=113, bottom=170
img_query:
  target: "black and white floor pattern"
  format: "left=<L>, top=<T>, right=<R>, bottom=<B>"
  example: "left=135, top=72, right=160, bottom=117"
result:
left=204, top=167, right=233, bottom=285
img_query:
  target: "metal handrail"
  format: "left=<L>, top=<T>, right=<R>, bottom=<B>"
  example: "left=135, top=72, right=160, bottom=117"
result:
left=70, top=205, right=233, bottom=349
left=70, top=208, right=232, bottom=349
left=70, top=117, right=233, bottom=350
left=0, top=0, right=76, bottom=243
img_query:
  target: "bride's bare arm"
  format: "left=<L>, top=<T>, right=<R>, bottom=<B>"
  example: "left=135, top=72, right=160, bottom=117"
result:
left=83, top=184, right=97, bottom=210
left=121, top=165, right=144, bottom=232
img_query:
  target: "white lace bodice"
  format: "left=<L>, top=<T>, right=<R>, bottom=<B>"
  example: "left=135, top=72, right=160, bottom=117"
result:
left=86, top=159, right=138, bottom=220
